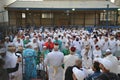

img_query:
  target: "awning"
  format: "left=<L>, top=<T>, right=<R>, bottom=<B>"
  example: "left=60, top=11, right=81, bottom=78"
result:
left=6, top=1, right=119, bottom=10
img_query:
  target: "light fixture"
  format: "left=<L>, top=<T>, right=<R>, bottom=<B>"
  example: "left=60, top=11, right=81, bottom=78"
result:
left=26, top=8, right=29, bottom=11
left=118, top=8, right=120, bottom=11
left=66, top=10, right=69, bottom=16
left=72, top=8, right=75, bottom=11
left=103, top=10, right=106, bottom=12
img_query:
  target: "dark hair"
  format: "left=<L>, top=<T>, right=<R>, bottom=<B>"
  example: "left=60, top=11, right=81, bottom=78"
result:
left=76, top=38, right=79, bottom=41
left=93, top=61, right=100, bottom=71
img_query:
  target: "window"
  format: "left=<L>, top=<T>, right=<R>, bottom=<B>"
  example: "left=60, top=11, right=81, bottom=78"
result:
left=22, top=13, right=26, bottom=18
left=42, top=13, right=53, bottom=19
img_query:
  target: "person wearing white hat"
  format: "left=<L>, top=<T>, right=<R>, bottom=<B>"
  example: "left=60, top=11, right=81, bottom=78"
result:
left=0, top=48, right=6, bottom=59
left=23, top=36, right=31, bottom=48
left=103, top=49, right=119, bottom=74
left=93, top=45, right=102, bottom=59
left=82, top=36, right=91, bottom=49
left=14, top=38, right=23, bottom=50
left=108, top=35, right=117, bottom=55
left=72, top=37, right=82, bottom=58
left=3, top=43, right=18, bottom=80
left=23, top=43, right=37, bottom=80
left=81, top=44, right=92, bottom=69
left=96, top=58, right=120, bottom=80
left=53, top=34, right=62, bottom=51
left=4, top=37, right=10, bottom=51
left=101, top=37, right=109, bottom=54
left=29, top=38, right=39, bottom=49
left=116, top=37, right=120, bottom=57
left=0, top=57, right=21, bottom=80
left=38, top=35, right=44, bottom=52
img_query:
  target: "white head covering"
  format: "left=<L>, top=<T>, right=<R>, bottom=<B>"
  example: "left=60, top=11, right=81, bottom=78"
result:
left=8, top=42, right=14, bottom=47
left=54, top=34, right=58, bottom=38
left=72, top=67, right=86, bottom=80
left=106, top=49, right=111, bottom=53
left=5, top=36, right=9, bottom=39
left=97, top=58, right=112, bottom=70
left=0, top=48, right=6, bottom=54
left=43, top=45, right=47, bottom=48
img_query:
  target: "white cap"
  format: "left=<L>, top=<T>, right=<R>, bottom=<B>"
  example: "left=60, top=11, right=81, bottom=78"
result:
left=43, top=45, right=47, bottom=48
left=0, top=48, right=6, bottom=54
left=72, top=67, right=86, bottom=80
left=5, top=36, right=9, bottom=39
left=97, top=58, right=112, bottom=70
left=8, top=42, right=14, bottom=47
left=106, top=49, right=111, bottom=53
left=25, top=36, right=29, bottom=38
left=48, top=37, right=51, bottom=40
left=65, top=43, right=69, bottom=47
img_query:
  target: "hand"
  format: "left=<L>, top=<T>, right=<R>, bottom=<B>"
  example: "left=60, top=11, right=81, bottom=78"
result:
left=17, top=57, right=22, bottom=63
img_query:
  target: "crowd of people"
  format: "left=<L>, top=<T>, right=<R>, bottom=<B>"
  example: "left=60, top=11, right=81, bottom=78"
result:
left=0, top=27, right=120, bottom=80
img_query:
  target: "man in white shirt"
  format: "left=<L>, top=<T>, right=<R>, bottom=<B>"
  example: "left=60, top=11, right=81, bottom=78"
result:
left=64, top=46, right=79, bottom=72
left=44, top=43, right=64, bottom=80
left=4, top=43, right=17, bottom=80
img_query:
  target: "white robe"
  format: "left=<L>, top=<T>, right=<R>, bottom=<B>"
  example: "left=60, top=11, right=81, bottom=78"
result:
left=101, top=40, right=109, bottom=53
left=116, top=40, right=120, bottom=57
left=38, top=40, right=44, bottom=51
left=44, top=50, right=64, bottom=80
left=108, top=39, right=117, bottom=54
left=81, top=49, right=93, bottom=69
left=93, top=49, right=102, bottom=59
left=104, top=54, right=119, bottom=74
left=64, top=54, right=79, bottom=72
left=4, top=51, right=17, bottom=80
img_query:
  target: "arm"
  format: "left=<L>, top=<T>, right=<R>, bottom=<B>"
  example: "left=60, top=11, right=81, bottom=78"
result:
left=7, top=57, right=21, bottom=74
left=7, top=63, right=19, bottom=74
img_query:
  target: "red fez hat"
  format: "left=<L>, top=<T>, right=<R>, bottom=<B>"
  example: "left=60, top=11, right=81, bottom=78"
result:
left=70, top=46, right=76, bottom=52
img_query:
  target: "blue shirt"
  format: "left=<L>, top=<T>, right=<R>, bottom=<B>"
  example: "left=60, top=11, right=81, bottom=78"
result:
left=86, top=71, right=101, bottom=80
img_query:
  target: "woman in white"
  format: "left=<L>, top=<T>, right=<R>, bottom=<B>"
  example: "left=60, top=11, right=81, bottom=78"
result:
left=116, top=37, right=120, bottom=57
left=108, top=35, right=117, bottom=55
left=81, top=44, right=93, bottom=69
left=93, top=45, right=102, bottom=59
left=101, top=37, right=109, bottom=54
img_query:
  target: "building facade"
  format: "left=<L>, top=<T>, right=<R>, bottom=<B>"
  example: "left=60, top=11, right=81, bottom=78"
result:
left=6, top=0, right=119, bottom=27
left=114, top=0, right=120, bottom=25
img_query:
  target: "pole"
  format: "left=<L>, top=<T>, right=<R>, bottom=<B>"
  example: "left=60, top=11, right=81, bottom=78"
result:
left=106, top=4, right=109, bottom=29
